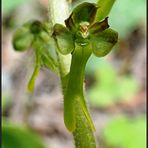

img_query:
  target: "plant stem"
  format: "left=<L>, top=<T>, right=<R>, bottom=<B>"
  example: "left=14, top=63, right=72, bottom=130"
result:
left=48, top=0, right=71, bottom=93
left=48, top=0, right=97, bottom=147
left=64, top=43, right=97, bottom=147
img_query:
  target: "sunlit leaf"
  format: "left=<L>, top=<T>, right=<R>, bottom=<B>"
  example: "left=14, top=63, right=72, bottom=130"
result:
left=2, top=0, right=30, bottom=15
left=88, top=62, right=139, bottom=107
left=103, top=116, right=146, bottom=148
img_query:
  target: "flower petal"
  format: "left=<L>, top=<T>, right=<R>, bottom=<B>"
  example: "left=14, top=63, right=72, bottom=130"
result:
left=52, top=24, right=75, bottom=55
left=91, top=28, right=118, bottom=57
left=27, top=50, right=41, bottom=92
left=89, top=17, right=109, bottom=34
left=65, top=2, right=98, bottom=30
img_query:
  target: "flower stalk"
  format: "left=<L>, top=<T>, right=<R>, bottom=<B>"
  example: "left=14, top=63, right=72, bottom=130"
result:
left=48, top=1, right=97, bottom=147
left=12, top=1, right=118, bottom=147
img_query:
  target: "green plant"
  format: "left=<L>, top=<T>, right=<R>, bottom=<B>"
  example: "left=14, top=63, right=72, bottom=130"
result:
left=109, top=0, right=146, bottom=38
left=102, top=116, right=146, bottom=148
left=2, top=120, right=46, bottom=148
left=12, top=0, right=118, bottom=147
left=88, top=61, right=139, bottom=107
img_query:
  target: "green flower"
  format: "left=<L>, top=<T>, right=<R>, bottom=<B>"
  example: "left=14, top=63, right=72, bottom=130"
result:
left=53, top=2, right=118, bottom=57
left=13, top=21, right=58, bottom=92
left=13, top=20, right=51, bottom=51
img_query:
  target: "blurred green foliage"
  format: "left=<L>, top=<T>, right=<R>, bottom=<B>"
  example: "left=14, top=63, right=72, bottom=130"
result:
left=2, top=120, right=46, bottom=148
left=2, top=94, right=11, bottom=113
left=2, top=0, right=30, bottom=15
left=88, top=61, right=138, bottom=107
left=102, top=116, right=146, bottom=148
left=106, top=0, right=146, bottom=38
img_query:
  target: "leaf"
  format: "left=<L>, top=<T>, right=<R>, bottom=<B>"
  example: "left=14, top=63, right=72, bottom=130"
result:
left=2, top=0, right=30, bottom=15
left=103, top=116, right=146, bottom=148
left=53, top=24, right=75, bottom=55
left=2, top=120, right=46, bottom=148
left=91, top=28, right=118, bottom=57
left=109, top=0, right=146, bottom=38
left=88, top=62, right=139, bottom=107
left=96, top=0, right=116, bottom=21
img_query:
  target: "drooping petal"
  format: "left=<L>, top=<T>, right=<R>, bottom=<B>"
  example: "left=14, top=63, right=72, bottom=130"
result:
left=52, top=24, right=75, bottom=55
left=65, top=2, right=98, bottom=30
left=27, top=50, right=41, bottom=92
left=91, top=28, right=118, bottom=57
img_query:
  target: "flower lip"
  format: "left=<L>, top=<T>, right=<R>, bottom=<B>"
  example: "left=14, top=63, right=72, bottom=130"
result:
left=79, top=22, right=90, bottom=38
left=79, top=22, right=90, bottom=32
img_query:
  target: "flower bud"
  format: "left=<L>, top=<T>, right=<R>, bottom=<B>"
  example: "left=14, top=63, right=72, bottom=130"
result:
left=13, top=26, right=33, bottom=51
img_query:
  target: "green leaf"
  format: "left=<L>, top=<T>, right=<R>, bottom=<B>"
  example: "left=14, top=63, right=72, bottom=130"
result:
left=53, top=24, right=75, bottom=55
left=12, top=25, right=33, bottom=51
left=91, top=28, right=118, bottom=57
left=103, top=116, right=146, bottom=148
left=2, top=0, right=30, bottom=15
left=96, top=0, right=116, bottom=21
left=109, top=0, right=146, bottom=38
left=88, top=62, right=139, bottom=107
left=2, top=120, right=46, bottom=148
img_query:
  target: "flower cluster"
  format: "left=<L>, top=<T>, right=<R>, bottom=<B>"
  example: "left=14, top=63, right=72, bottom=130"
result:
left=53, top=2, right=118, bottom=57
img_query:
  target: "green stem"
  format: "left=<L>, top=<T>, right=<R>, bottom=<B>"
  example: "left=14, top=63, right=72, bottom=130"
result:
left=64, top=43, right=95, bottom=132
left=73, top=99, right=96, bottom=148
left=48, top=0, right=71, bottom=93
left=64, top=44, right=88, bottom=131
left=64, top=43, right=96, bottom=147
left=48, top=1, right=97, bottom=147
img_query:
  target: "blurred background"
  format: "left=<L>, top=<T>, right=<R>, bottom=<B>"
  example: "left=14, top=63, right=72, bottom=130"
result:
left=2, top=0, right=146, bottom=148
